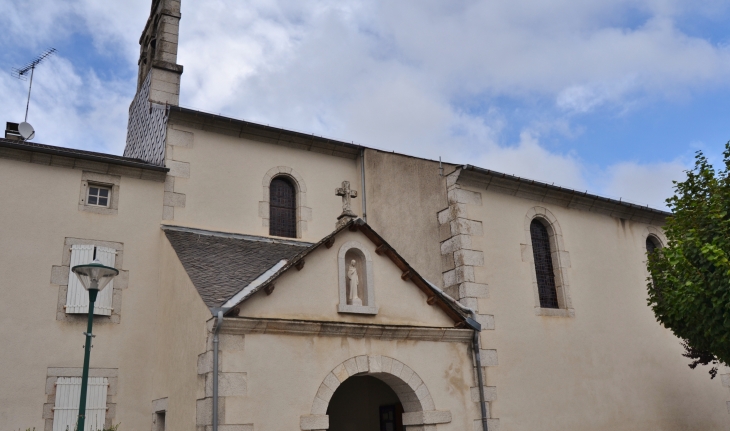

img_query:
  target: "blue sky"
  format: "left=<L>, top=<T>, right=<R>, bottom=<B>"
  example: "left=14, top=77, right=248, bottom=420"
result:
left=2, top=0, right=730, bottom=209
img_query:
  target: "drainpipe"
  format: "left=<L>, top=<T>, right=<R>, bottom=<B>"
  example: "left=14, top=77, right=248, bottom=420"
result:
left=213, top=310, right=224, bottom=431
left=471, top=312, right=489, bottom=431
left=360, top=148, right=367, bottom=222
left=426, top=282, right=488, bottom=431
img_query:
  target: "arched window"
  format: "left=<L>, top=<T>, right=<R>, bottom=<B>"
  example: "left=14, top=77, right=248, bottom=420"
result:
left=530, top=219, right=559, bottom=309
left=269, top=177, right=296, bottom=238
left=646, top=235, right=661, bottom=254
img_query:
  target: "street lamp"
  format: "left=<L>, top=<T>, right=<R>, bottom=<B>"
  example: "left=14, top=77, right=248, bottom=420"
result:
left=71, top=259, right=118, bottom=431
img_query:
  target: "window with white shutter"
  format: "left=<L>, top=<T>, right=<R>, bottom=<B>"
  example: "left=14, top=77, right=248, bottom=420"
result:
left=53, top=377, right=108, bottom=431
left=66, top=245, right=115, bottom=316
left=94, top=247, right=116, bottom=315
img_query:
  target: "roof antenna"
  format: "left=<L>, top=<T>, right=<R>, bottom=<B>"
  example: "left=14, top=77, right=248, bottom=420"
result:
left=11, top=47, right=56, bottom=140
left=439, top=157, right=444, bottom=177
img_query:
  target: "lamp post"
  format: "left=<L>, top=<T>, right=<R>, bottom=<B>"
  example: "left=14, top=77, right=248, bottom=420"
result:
left=71, top=259, right=119, bottom=431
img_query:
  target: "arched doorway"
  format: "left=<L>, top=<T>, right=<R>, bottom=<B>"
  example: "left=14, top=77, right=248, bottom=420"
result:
left=300, top=355, right=451, bottom=430
left=327, top=375, right=404, bottom=431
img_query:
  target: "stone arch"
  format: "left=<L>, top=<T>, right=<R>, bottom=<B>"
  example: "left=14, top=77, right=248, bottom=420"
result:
left=645, top=226, right=666, bottom=248
left=337, top=241, right=377, bottom=315
left=259, top=166, right=312, bottom=238
left=522, top=206, right=574, bottom=317
left=300, top=355, right=451, bottom=430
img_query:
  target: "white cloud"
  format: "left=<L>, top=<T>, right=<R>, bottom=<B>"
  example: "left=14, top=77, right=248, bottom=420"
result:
left=601, top=160, right=687, bottom=209
left=0, top=0, right=148, bottom=62
left=556, top=78, right=639, bottom=114
left=1, top=0, right=728, bottom=209
left=0, top=55, right=131, bottom=154
left=472, top=131, right=588, bottom=191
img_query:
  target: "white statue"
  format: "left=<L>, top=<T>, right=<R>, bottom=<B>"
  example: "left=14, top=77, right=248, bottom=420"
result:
left=348, top=259, right=362, bottom=306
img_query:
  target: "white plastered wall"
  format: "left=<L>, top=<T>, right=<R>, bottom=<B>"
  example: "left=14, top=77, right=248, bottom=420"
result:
left=462, top=183, right=730, bottom=430
left=151, top=237, right=212, bottom=431
left=161, top=124, right=362, bottom=242
left=214, top=333, right=477, bottom=430
left=237, top=229, right=454, bottom=328
left=0, top=158, right=165, bottom=431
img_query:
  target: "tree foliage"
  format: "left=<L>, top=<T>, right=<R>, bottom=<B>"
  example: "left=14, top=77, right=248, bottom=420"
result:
left=647, top=142, right=730, bottom=378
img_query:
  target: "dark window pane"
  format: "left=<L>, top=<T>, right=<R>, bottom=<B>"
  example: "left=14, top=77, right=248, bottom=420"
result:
left=99, top=188, right=109, bottom=197
left=530, top=219, right=559, bottom=309
left=646, top=237, right=659, bottom=254
left=99, top=197, right=108, bottom=206
left=88, top=196, right=98, bottom=205
left=270, top=177, right=296, bottom=238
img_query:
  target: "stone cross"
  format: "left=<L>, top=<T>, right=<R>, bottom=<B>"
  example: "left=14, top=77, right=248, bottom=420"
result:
left=336, top=181, right=358, bottom=218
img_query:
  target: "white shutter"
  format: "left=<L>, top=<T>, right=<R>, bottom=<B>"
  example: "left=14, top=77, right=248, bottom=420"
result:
left=66, top=245, right=116, bottom=316
left=53, top=377, right=108, bottom=431
left=85, top=377, right=109, bottom=431
left=66, top=245, right=95, bottom=314
left=94, top=247, right=116, bottom=316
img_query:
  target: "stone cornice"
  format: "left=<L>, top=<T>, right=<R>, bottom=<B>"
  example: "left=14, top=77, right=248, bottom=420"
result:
left=220, top=317, right=473, bottom=343
left=168, top=106, right=362, bottom=160
left=458, top=165, right=669, bottom=224
left=0, top=138, right=168, bottom=182
left=152, top=60, right=183, bottom=74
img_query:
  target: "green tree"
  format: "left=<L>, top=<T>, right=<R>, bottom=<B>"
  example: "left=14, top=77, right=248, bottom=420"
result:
left=647, top=142, right=730, bottom=378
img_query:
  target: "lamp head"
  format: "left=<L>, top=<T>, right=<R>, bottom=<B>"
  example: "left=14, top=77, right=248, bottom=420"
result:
left=71, top=259, right=119, bottom=291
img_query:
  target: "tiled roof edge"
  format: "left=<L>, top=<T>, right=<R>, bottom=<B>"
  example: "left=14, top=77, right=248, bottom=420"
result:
left=161, top=225, right=313, bottom=247
left=461, top=165, right=671, bottom=218
left=0, top=138, right=169, bottom=172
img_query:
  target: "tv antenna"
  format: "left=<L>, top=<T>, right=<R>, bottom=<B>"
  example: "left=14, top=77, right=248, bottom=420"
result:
left=12, top=47, right=56, bottom=123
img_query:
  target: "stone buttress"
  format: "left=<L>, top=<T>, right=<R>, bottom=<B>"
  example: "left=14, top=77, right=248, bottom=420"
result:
left=438, top=169, right=499, bottom=430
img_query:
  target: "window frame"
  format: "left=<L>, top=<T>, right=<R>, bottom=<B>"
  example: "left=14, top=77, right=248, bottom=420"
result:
left=269, top=175, right=298, bottom=238
left=646, top=234, right=663, bottom=254
left=78, top=171, right=120, bottom=215
left=65, top=244, right=116, bottom=316
left=644, top=226, right=666, bottom=258
left=259, top=166, right=312, bottom=239
left=522, top=206, right=574, bottom=317
left=152, top=397, right=168, bottom=431
left=50, top=237, right=127, bottom=324
left=86, top=184, right=112, bottom=208
left=530, top=219, right=560, bottom=309
left=43, top=368, right=117, bottom=431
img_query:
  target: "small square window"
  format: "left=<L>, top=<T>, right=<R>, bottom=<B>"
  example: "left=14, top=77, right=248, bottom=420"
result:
left=78, top=172, right=120, bottom=215
left=87, top=185, right=111, bottom=207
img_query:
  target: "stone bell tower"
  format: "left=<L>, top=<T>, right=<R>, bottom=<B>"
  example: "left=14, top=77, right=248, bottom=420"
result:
left=123, top=0, right=184, bottom=166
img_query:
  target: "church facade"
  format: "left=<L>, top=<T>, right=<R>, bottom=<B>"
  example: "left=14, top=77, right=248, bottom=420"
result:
left=2, top=1, right=730, bottom=430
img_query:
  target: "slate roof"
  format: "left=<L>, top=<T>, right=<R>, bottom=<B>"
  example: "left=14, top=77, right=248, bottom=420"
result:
left=163, top=220, right=472, bottom=327
left=163, top=226, right=311, bottom=308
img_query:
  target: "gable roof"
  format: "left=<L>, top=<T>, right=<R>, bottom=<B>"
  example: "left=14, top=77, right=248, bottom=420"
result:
left=163, top=220, right=471, bottom=327
left=163, top=225, right=311, bottom=308
left=225, top=219, right=469, bottom=325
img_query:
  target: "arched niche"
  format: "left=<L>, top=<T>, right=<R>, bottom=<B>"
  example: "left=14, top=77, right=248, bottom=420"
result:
left=338, top=241, right=378, bottom=315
